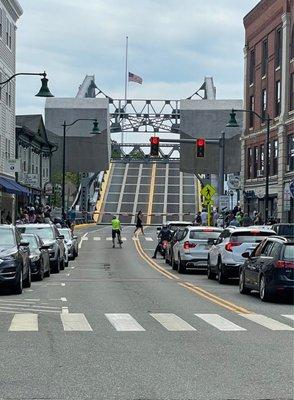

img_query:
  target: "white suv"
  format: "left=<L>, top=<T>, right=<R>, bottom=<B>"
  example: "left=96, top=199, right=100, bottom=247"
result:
left=207, top=227, right=276, bottom=283
left=172, top=226, right=223, bottom=273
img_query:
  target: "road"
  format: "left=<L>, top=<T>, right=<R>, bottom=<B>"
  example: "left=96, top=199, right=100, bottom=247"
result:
left=0, top=225, right=293, bottom=400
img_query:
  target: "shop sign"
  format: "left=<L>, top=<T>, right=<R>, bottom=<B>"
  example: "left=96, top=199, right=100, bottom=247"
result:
left=227, top=174, right=241, bottom=190
left=44, top=182, right=53, bottom=195
left=5, top=159, right=20, bottom=174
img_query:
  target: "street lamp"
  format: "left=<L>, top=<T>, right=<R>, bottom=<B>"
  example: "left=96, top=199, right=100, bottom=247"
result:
left=0, top=71, right=54, bottom=97
left=227, top=108, right=272, bottom=223
left=61, top=118, right=101, bottom=219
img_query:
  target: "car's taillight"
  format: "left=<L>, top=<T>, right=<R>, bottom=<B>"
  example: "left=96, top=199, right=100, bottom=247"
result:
left=275, top=260, right=294, bottom=269
left=225, top=242, right=241, bottom=252
left=183, top=241, right=196, bottom=250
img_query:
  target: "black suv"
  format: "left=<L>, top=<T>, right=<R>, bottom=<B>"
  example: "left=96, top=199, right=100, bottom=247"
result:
left=239, top=236, right=294, bottom=301
left=0, top=224, right=31, bottom=294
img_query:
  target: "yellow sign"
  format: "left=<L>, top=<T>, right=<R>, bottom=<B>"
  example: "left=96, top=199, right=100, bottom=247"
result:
left=201, top=184, right=216, bottom=199
left=203, top=199, right=214, bottom=206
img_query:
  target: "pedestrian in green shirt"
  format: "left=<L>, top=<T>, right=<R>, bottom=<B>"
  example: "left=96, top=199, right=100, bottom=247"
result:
left=111, top=216, right=122, bottom=248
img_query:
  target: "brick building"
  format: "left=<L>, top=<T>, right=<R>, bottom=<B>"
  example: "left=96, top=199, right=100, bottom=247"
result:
left=241, top=0, right=294, bottom=222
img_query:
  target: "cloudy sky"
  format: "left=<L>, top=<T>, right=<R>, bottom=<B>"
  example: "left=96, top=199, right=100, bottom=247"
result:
left=16, top=0, right=258, bottom=117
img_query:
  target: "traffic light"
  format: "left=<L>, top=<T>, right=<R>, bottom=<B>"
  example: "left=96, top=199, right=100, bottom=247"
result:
left=150, top=136, right=160, bottom=156
left=196, top=138, right=205, bottom=157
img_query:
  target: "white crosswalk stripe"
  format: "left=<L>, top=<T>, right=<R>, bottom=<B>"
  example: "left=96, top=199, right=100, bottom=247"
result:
left=282, top=315, right=294, bottom=322
left=239, top=314, right=294, bottom=331
left=1, top=312, right=294, bottom=333
left=106, top=237, right=112, bottom=241
left=195, top=314, right=246, bottom=331
left=9, top=313, right=38, bottom=331
left=93, top=237, right=101, bottom=241
left=105, top=313, right=145, bottom=331
left=60, top=313, right=93, bottom=331
left=145, top=237, right=153, bottom=241
left=151, top=313, right=196, bottom=331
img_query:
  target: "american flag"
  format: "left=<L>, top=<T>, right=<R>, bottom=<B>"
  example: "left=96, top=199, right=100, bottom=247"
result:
left=128, top=72, right=143, bottom=84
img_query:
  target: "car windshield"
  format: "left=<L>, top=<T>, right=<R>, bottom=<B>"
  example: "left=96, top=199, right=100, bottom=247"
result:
left=0, top=228, right=15, bottom=246
left=169, top=223, right=191, bottom=231
left=231, top=231, right=275, bottom=243
left=22, top=235, right=38, bottom=249
left=283, top=244, right=294, bottom=261
left=18, top=226, right=54, bottom=240
left=189, top=230, right=221, bottom=240
left=59, top=229, right=71, bottom=240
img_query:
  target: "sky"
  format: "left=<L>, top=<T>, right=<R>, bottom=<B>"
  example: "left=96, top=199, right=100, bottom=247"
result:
left=16, top=0, right=258, bottom=120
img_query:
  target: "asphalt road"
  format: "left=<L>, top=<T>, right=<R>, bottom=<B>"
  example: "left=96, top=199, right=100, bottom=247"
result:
left=0, top=224, right=293, bottom=400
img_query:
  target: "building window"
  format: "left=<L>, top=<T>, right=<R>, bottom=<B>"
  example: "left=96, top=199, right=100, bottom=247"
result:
left=261, top=88, right=267, bottom=120
left=249, top=95, right=254, bottom=127
left=275, top=80, right=281, bottom=116
left=247, top=148, right=252, bottom=178
left=287, top=134, right=294, bottom=171
left=253, top=146, right=259, bottom=178
left=5, top=16, right=8, bottom=46
left=275, top=28, right=282, bottom=68
left=259, top=145, right=265, bottom=176
left=261, top=39, right=268, bottom=76
left=249, top=49, right=255, bottom=85
left=290, top=73, right=294, bottom=111
left=0, top=8, right=2, bottom=38
left=273, top=140, right=278, bottom=175
left=291, top=25, right=294, bottom=60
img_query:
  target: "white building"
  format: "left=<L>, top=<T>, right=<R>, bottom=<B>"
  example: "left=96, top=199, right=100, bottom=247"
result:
left=0, top=0, right=23, bottom=222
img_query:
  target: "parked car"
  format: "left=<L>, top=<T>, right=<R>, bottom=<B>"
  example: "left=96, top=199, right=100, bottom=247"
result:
left=0, top=224, right=31, bottom=294
left=207, top=227, right=276, bottom=283
left=270, top=223, right=294, bottom=238
left=21, top=233, right=50, bottom=280
left=165, top=228, right=186, bottom=267
left=17, top=224, right=65, bottom=273
left=58, top=228, right=78, bottom=260
left=239, top=236, right=294, bottom=301
left=172, top=226, right=223, bottom=273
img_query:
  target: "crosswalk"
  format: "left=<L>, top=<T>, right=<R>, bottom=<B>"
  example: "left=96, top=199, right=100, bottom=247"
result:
left=1, top=312, right=293, bottom=333
left=85, top=236, right=154, bottom=242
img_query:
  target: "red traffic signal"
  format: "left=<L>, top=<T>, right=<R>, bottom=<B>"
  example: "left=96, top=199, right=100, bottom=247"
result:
left=150, top=136, right=160, bottom=156
left=196, top=138, right=205, bottom=157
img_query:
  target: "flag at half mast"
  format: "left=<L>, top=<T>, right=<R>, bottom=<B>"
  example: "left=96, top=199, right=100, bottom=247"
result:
left=128, top=72, right=143, bottom=84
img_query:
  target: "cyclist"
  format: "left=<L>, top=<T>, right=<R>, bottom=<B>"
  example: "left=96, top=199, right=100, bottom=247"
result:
left=111, top=215, right=122, bottom=248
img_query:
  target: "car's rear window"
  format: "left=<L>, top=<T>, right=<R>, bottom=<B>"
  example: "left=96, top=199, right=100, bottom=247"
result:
left=274, top=225, right=294, bottom=237
left=169, top=224, right=191, bottom=231
left=189, top=230, right=221, bottom=240
left=18, top=226, right=54, bottom=240
left=283, top=244, right=294, bottom=261
left=231, top=231, right=275, bottom=243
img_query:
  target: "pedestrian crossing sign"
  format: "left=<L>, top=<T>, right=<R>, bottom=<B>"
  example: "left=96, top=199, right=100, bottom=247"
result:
left=201, top=184, right=216, bottom=199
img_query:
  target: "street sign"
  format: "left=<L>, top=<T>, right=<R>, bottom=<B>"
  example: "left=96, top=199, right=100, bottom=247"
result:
left=227, top=174, right=241, bottom=190
left=219, top=195, right=230, bottom=212
left=203, top=199, right=214, bottom=206
left=201, top=184, right=216, bottom=199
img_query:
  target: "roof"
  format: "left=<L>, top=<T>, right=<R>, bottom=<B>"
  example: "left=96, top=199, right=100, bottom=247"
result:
left=16, top=115, right=43, bottom=133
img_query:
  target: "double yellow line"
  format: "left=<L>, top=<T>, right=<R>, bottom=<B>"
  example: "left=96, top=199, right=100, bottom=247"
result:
left=134, top=236, right=251, bottom=314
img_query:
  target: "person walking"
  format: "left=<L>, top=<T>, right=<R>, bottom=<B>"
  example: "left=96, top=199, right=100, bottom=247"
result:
left=194, top=211, right=202, bottom=226
left=134, top=210, right=144, bottom=235
left=201, top=208, right=208, bottom=226
left=111, top=215, right=122, bottom=248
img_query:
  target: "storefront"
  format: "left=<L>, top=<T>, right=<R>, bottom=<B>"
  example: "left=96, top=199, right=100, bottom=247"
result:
left=0, top=176, right=30, bottom=223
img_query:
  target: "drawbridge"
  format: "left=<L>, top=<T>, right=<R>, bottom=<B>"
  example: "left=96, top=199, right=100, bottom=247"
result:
left=95, top=160, right=201, bottom=225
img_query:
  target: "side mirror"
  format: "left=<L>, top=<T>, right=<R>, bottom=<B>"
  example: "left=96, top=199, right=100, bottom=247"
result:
left=58, top=235, right=65, bottom=240
left=40, top=245, right=50, bottom=250
left=19, top=241, right=29, bottom=247
left=242, top=252, right=250, bottom=259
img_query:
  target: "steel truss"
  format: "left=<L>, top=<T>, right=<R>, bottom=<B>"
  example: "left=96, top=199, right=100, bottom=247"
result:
left=111, top=142, right=180, bottom=161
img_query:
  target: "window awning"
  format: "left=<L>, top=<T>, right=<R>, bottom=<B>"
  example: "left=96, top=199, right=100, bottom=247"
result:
left=0, top=176, right=30, bottom=196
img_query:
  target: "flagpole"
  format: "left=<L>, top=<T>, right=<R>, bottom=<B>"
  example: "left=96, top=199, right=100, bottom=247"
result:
left=122, top=35, right=128, bottom=145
